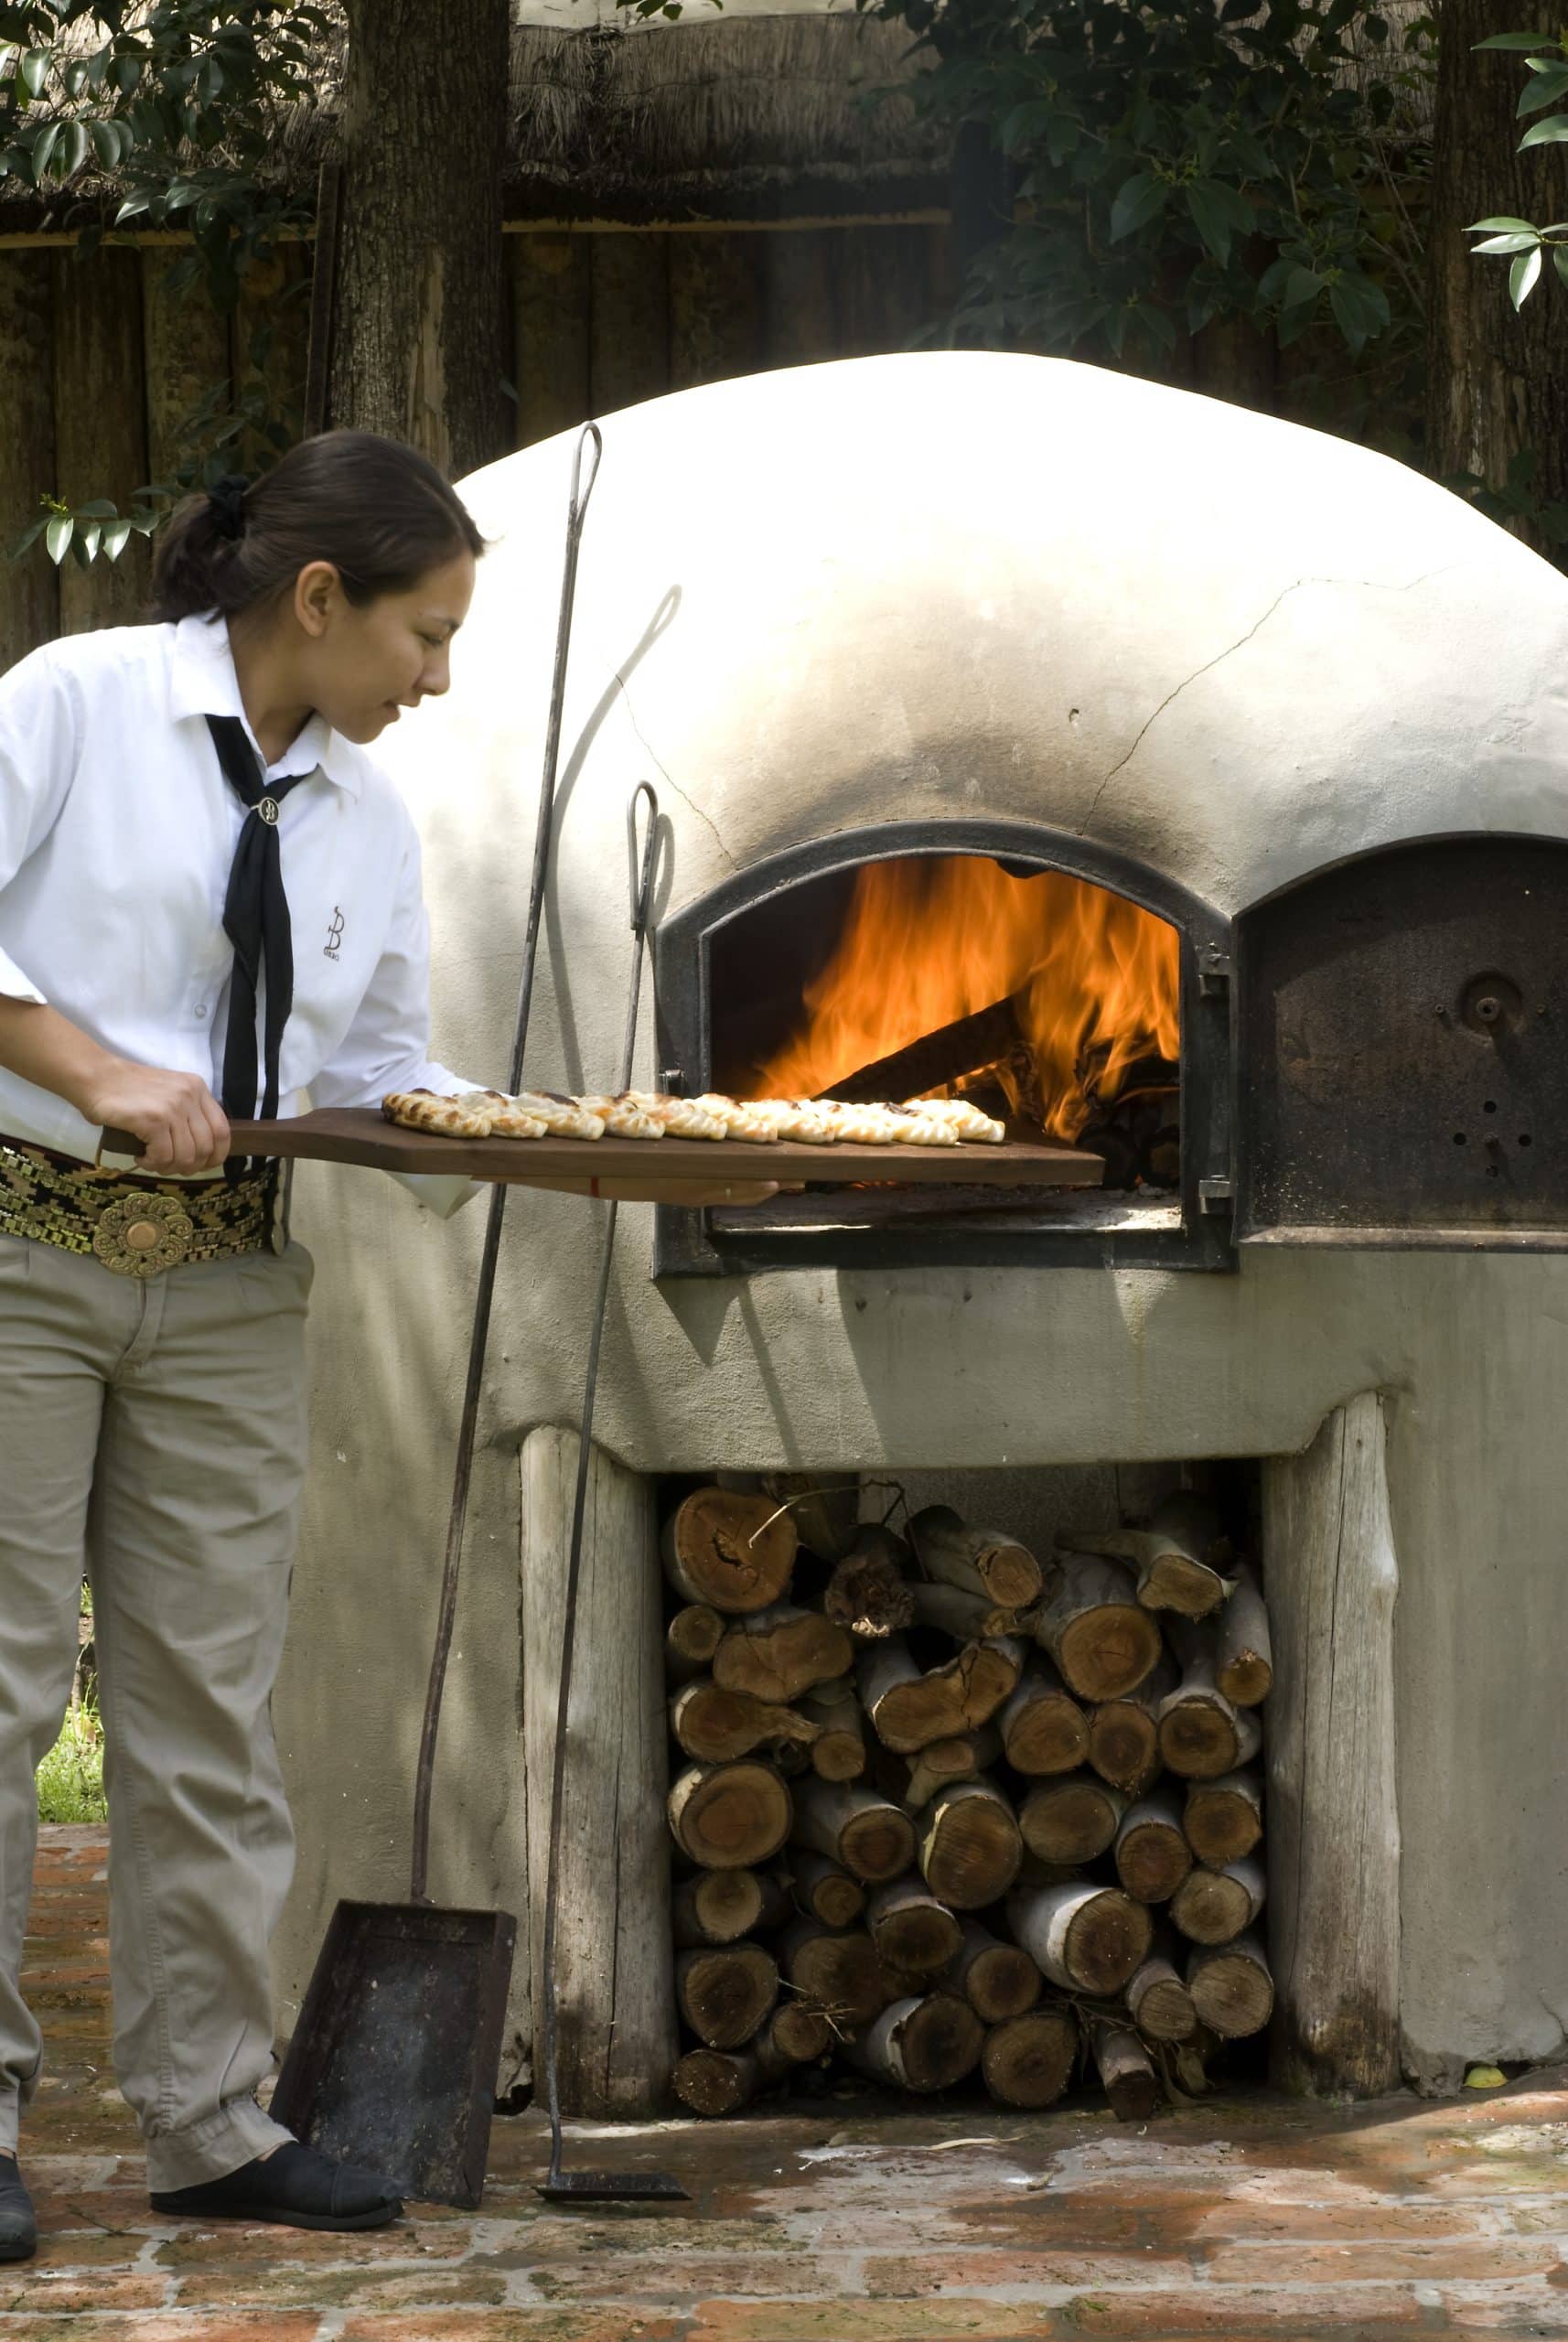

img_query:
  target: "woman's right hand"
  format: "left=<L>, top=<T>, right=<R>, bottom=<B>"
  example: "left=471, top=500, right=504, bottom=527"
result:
left=78, top=1060, right=231, bottom=1175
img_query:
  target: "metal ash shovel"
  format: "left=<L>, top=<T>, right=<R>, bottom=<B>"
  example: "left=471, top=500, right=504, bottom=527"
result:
left=269, top=424, right=605, bottom=2209
left=536, top=782, right=688, bottom=2207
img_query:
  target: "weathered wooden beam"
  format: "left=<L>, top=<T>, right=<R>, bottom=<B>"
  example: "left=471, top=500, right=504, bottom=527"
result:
left=0, top=251, right=57, bottom=668
left=512, top=231, right=591, bottom=450
left=54, top=246, right=148, bottom=634
left=1262, top=1391, right=1401, bottom=2097
left=521, top=1426, right=674, bottom=2117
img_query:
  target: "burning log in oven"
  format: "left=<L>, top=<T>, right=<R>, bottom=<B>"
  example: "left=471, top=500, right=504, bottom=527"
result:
left=663, top=1481, right=1273, bottom=2120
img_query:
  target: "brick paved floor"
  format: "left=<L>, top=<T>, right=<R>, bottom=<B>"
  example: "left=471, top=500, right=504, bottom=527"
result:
left=13, top=1824, right=1568, bottom=2337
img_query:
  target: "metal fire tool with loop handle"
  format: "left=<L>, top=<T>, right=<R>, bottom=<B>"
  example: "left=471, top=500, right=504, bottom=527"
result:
left=272, top=424, right=607, bottom=2211
left=536, top=781, right=688, bottom=2207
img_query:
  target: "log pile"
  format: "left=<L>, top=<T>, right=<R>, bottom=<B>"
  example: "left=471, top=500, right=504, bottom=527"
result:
left=662, top=1483, right=1273, bottom=2120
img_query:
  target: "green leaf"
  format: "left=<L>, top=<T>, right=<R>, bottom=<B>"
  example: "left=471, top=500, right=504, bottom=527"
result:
left=18, top=45, right=47, bottom=97
left=1467, top=214, right=1541, bottom=231
left=114, top=190, right=152, bottom=223
left=6, top=517, right=47, bottom=558
left=1110, top=170, right=1166, bottom=239
left=1510, top=245, right=1543, bottom=306
left=58, top=120, right=88, bottom=177
left=45, top=514, right=73, bottom=565
left=102, top=519, right=132, bottom=562
left=1520, top=113, right=1568, bottom=145
left=89, top=116, right=120, bottom=167
left=1473, top=28, right=1558, bottom=47
left=1470, top=230, right=1542, bottom=251
left=27, top=121, right=58, bottom=182
left=1517, top=66, right=1568, bottom=111
left=1555, top=245, right=1568, bottom=285
left=1187, top=179, right=1234, bottom=262
left=77, top=523, right=102, bottom=564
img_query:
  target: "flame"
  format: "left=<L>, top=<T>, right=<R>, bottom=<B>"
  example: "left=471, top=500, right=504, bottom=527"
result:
left=751, top=856, right=1179, bottom=1140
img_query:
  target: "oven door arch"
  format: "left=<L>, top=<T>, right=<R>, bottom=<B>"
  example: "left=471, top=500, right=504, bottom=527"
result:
left=651, top=819, right=1236, bottom=1277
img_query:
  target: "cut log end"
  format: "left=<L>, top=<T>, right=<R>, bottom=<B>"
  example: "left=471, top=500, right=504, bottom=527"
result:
left=1182, top=1770, right=1263, bottom=1868
left=668, top=1761, right=792, bottom=1870
left=1126, top=1956, right=1197, bottom=2043
left=866, top=1882, right=964, bottom=1977
left=675, top=1942, right=779, bottom=2049
left=1114, top=1797, right=1194, bottom=1906
left=1094, top=2023, right=1161, bottom=2122
left=671, top=2047, right=758, bottom=2117
left=663, top=1486, right=800, bottom=1616
left=1019, top=1775, right=1124, bottom=1866
left=850, top=1993, right=985, bottom=2093
left=983, top=2007, right=1078, bottom=2107
left=1187, top=1934, right=1274, bottom=2038
left=919, top=1780, right=1024, bottom=1911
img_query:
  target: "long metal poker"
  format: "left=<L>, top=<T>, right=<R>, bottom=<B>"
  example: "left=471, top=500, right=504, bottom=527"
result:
left=411, top=423, right=604, bottom=1905
left=537, top=784, right=687, bottom=2206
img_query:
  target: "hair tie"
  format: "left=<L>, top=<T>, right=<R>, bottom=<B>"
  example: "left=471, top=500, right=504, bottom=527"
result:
left=207, top=474, right=250, bottom=543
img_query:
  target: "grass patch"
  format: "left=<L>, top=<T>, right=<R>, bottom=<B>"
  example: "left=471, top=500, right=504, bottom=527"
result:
left=37, top=1703, right=106, bottom=1826
left=38, top=1580, right=105, bottom=1826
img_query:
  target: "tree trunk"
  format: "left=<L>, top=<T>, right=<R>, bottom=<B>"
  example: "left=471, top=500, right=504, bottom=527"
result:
left=1427, top=0, right=1568, bottom=563
left=712, top=1606, right=853, bottom=1703
left=329, top=0, right=510, bottom=476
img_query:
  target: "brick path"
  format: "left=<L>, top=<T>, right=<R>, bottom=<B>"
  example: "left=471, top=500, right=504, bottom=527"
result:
left=12, top=1823, right=1568, bottom=2337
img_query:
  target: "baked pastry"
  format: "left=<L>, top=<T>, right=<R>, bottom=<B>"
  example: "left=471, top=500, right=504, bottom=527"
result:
left=578, top=1093, right=666, bottom=1141
left=510, top=1090, right=606, bottom=1141
left=382, top=1089, right=495, bottom=1140
left=901, top=1097, right=1006, bottom=1144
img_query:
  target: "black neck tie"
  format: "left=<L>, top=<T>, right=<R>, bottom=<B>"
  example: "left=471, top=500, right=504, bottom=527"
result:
left=207, top=714, right=309, bottom=1126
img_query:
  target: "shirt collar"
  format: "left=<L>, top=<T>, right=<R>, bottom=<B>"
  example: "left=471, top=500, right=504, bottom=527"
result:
left=166, top=612, right=363, bottom=800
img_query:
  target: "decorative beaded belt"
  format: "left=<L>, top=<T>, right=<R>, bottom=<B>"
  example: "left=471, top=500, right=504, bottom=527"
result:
left=0, top=1137, right=279, bottom=1278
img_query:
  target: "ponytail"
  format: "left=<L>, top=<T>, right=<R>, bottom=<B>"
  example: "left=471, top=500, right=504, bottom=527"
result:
left=152, top=431, right=485, bottom=624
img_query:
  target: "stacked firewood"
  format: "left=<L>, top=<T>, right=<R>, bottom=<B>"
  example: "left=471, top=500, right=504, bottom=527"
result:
left=662, top=1483, right=1273, bottom=2120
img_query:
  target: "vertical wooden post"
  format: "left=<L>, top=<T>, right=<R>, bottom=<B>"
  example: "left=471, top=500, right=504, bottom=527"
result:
left=143, top=250, right=231, bottom=488
left=763, top=228, right=841, bottom=369
left=53, top=247, right=149, bottom=635
left=590, top=231, right=671, bottom=419
left=669, top=231, right=765, bottom=393
left=0, top=252, right=57, bottom=669
left=511, top=232, right=592, bottom=449
left=521, top=1426, right=675, bottom=2117
left=235, top=243, right=313, bottom=462
left=1262, top=1391, right=1401, bottom=2097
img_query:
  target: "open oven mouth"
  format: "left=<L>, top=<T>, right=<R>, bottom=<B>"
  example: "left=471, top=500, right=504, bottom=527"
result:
left=652, top=823, right=1236, bottom=1276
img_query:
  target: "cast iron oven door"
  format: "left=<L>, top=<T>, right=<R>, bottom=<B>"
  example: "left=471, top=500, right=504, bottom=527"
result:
left=651, top=820, right=1236, bottom=1277
left=1238, top=834, right=1568, bottom=1248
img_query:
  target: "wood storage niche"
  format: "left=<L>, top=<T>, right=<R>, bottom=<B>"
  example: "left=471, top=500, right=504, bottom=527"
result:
left=660, top=1466, right=1276, bottom=2122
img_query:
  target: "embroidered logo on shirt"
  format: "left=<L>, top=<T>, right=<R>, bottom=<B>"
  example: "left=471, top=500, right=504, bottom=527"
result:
left=324, top=908, right=345, bottom=961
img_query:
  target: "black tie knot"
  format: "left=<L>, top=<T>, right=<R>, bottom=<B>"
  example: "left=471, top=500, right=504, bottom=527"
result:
left=207, top=714, right=310, bottom=1137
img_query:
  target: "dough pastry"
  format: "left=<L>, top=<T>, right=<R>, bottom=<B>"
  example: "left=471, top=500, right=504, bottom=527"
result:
left=510, top=1090, right=606, bottom=1141
left=578, top=1093, right=665, bottom=1140
left=694, top=1094, right=789, bottom=1143
left=775, top=1101, right=841, bottom=1144
left=382, top=1089, right=495, bottom=1140
left=902, top=1097, right=1006, bottom=1144
left=650, top=1098, right=730, bottom=1141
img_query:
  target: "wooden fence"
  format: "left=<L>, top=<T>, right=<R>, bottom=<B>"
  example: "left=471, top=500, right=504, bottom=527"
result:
left=0, top=220, right=952, bottom=671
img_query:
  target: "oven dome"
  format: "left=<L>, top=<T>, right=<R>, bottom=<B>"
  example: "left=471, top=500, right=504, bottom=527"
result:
left=403, top=349, right=1568, bottom=929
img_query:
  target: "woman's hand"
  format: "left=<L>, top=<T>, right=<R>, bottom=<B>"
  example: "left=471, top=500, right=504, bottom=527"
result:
left=78, top=1063, right=231, bottom=1176
left=0, top=999, right=231, bottom=1174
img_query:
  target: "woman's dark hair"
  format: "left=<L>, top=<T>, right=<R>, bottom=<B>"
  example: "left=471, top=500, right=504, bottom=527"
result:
left=152, top=430, right=486, bottom=624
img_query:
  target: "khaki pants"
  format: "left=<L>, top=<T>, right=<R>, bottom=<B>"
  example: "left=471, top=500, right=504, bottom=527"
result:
left=0, top=1229, right=313, bottom=2191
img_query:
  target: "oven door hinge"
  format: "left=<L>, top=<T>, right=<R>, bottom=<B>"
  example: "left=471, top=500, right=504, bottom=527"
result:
left=1198, top=1176, right=1234, bottom=1215
left=1197, top=944, right=1232, bottom=998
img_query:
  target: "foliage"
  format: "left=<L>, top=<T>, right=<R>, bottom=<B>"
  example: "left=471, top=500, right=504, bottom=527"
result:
left=1465, top=29, right=1568, bottom=306
left=832, top=0, right=1434, bottom=377
left=37, top=1699, right=106, bottom=1824
left=1, top=2, right=327, bottom=564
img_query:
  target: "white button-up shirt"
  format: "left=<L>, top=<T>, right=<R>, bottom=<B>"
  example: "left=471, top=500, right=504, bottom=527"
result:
left=0, top=611, right=467, bottom=1173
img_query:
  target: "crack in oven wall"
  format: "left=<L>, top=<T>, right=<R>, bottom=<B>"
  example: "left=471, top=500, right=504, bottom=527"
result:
left=651, top=821, right=1237, bottom=1275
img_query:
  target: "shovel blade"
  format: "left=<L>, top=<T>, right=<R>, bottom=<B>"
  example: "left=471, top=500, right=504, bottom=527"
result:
left=538, top=2169, right=691, bottom=2203
left=272, top=1898, right=517, bottom=2211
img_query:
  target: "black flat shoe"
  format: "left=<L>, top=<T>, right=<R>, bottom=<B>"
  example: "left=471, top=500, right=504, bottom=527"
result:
left=0, top=2157, right=36, bottom=2261
left=149, top=2140, right=403, bottom=2233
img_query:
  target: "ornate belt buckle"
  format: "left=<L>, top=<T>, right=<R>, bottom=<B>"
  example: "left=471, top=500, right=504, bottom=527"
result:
left=91, top=1192, right=194, bottom=1278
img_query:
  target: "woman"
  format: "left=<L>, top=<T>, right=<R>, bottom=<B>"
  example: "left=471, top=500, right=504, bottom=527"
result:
left=0, top=431, right=754, bottom=2254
